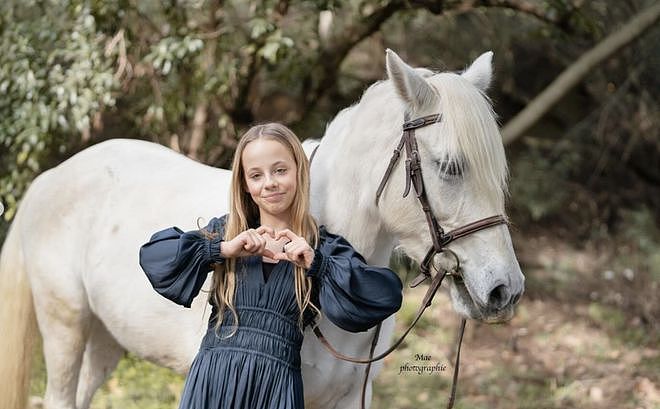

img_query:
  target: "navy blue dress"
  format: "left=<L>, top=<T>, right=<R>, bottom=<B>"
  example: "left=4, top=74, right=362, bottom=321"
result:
left=139, top=215, right=403, bottom=409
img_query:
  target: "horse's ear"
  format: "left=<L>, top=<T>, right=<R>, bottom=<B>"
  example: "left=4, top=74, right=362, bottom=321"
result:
left=462, top=51, right=493, bottom=92
left=386, top=49, right=438, bottom=111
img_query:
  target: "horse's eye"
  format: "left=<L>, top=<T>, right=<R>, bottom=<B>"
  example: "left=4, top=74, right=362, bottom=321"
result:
left=435, top=160, right=463, bottom=179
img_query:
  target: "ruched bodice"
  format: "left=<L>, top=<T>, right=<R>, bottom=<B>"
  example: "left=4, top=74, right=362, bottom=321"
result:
left=202, top=306, right=303, bottom=369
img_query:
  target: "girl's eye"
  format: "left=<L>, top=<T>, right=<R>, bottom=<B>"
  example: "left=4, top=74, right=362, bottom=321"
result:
left=249, top=174, right=261, bottom=180
left=275, top=168, right=287, bottom=174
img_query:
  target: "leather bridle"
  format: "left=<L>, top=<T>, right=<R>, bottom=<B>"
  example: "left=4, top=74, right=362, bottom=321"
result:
left=375, top=113, right=507, bottom=288
left=311, top=113, right=508, bottom=409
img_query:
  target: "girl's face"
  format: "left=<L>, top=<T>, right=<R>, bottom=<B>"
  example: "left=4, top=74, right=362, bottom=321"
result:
left=242, top=138, right=298, bottom=222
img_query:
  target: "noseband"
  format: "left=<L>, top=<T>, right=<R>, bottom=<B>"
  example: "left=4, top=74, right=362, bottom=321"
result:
left=311, top=113, right=508, bottom=409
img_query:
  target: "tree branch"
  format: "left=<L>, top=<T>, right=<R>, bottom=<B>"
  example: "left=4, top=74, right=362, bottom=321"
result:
left=469, top=0, right=570, bottom=26
left=408, top=0, right=579, bottom=28
left=188, top=99, right=209, bottom=161
left=302, top=0, right=405, bottom=113
left=501, top=2, right=660, bottom=144
left=187, top=0, right=223, bottom=160
left=299, top=0, right=584, bottom=118
left=229, top=46, right=261, bottom=125
left=228, top=2, right=292, bottom=126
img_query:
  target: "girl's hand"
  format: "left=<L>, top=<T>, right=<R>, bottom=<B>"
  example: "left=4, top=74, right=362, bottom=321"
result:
left=220, top=226, right=278, bottom=259
left=272, top=229, right=315, bottom=269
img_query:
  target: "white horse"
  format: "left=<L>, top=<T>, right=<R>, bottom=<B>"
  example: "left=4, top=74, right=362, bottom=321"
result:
left=0, top=50, right=524, bottom=409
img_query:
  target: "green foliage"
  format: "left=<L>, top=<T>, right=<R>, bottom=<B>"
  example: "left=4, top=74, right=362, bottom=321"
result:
left=614, top=206, right=660, bottom=290
left=0, top=0, right=314, bottom=222
left=1, top=0, right=656, bottom=241
left=619, top=206, right=660, bottom=275
left=0, top=1, right=117, bottom=220
left=146, top=37, right=205, bottom=76
left=92, top=354, right=184, bottom=409
left=587, top=302, right=626, bottom=331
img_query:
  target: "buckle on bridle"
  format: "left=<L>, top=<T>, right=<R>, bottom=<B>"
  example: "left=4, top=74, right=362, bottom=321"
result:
left=440, top=233, right=454, bottom=247
left=403, top=117, right=425, bottom=130
left=410, top=248, right=462, bottom=288
left=433, top=248, right=462, bottom=278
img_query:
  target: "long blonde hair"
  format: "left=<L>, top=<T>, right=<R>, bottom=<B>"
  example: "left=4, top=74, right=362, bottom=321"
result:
left=210, top=123, right=319, bottom=336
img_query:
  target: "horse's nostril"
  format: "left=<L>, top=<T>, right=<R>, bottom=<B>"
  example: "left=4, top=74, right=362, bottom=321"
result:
left=511, top=292, right=521, bottom=305
left=488, top=284, right=510, bottom=310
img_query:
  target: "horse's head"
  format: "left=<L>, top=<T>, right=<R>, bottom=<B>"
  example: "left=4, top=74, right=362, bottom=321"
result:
left=378, top=50, right=524, bottom=323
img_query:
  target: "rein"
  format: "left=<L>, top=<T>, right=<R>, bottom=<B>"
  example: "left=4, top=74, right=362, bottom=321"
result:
left=309, top=113, right=507, bottom=409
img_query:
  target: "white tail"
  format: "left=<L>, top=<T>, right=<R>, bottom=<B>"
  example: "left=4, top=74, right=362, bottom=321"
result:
left=0, top=207, right=37, bottom=409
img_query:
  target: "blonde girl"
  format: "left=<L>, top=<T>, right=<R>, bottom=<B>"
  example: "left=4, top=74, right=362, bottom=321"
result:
left=139, top=123, right=402, bottom=409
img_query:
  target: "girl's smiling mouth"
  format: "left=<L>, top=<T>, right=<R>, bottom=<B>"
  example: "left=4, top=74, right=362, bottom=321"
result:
left=263, top=193, right=285, bottom=201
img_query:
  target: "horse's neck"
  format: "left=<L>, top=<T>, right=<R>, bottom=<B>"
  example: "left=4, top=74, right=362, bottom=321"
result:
left=311, top=107, right=399, bottom=265
left=312, top=178, right=391, bottom=264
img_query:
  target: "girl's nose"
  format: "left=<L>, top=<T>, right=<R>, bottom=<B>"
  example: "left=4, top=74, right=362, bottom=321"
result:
left=264, top=174, right=278, bottom=188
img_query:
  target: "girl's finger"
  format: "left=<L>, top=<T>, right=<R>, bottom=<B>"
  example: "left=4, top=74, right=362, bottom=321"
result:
left=284, top=241, right=301, bottom=255
left=257, top=234, right=267, bottom=255
left=303, top=252, right=314, bottom=269
left=251, top=230, right=264, bottom=248
left=241, top=236, right=253, bottom=252
left=275, top=229, right=299, bottom=242
left=272, top=252, right=290, bottom=262
left=262, top=248, right=277, bottom=260
left=281, top=240, right=293, bottom=254
left=287, top=245, right=309, bottom=268
left=245, top=230, right=260, bottom=252
left=291, top=248, right=305, bottom=262
left=256, top=225, right=275, bottom=238
left=291, top=244, right=314, bottom=269
left=239, top=233, right=252, bottom=252
left=288, top=241, right=312, bottom=257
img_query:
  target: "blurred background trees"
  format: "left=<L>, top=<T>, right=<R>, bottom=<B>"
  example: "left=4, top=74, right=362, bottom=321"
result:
left=2, top=0, right=658, bottom=326
left=2, top=1, right=658, bottom=407
left=2, top=0, right=657, bottom=227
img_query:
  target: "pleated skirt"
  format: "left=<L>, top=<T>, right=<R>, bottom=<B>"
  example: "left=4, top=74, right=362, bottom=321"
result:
left=178, top=307, right=305, bottom=409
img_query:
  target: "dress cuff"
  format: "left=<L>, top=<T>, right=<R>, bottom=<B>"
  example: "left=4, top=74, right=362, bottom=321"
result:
left=208, top=235, right=225, bottom=264
left=305, top=248, right=325, bottom=278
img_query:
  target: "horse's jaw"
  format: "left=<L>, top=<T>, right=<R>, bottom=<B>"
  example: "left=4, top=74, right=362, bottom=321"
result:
left=396, top=224, right=525, bottom=323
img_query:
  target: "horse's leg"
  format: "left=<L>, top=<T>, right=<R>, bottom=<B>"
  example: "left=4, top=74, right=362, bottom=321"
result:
left=304, top=316, right=394, bottom=409
left=32, top=282, right=91, bottom=409
left=303, top=359, right=377, bottom=409
left=322, top=368, right=372, bottom=409
left=75, top=316, right=124, bottom=409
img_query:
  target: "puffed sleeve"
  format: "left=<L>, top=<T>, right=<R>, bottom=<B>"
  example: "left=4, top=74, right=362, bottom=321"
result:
left=306, top=226, right=403, bottom=332
left=139, top=215, right=227, bottom=308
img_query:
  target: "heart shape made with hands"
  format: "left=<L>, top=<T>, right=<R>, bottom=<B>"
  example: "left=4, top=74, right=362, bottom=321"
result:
left=261, top=232, right=289, bottom=263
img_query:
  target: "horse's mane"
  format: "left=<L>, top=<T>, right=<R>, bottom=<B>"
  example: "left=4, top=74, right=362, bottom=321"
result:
left=350, top=70, right=508, bottom=207
left=428, top=72, right=508, bottom=205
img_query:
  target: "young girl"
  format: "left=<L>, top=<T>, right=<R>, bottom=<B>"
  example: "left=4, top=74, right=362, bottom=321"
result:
left=139, top=123, right=402, bottom=409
